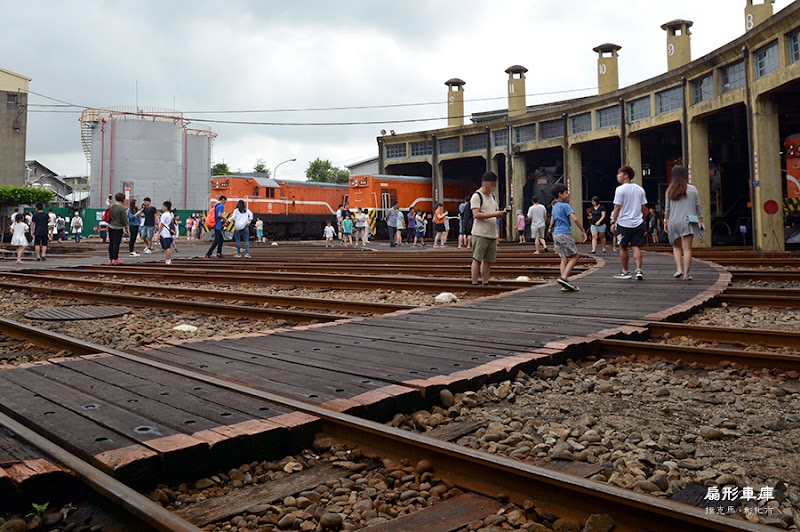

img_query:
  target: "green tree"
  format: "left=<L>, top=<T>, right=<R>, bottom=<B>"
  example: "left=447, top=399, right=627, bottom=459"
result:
left=211, top=162, right=231, bottom=176
left=305, top=158, right=349, bottom=184
left=0, top=186, right=54, bottom=205
left=253, top=159, right=271, bottom=176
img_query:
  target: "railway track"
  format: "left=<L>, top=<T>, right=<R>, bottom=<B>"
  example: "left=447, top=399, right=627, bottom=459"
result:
left=36, top=266, right=530, bottom=293
left=729, top=270, right=800, bottom=282
left=0, top=317, right=764, bottom=531
left=0, top=278, right=348, bottom=323
left=718, top=286, right=800, bottom=307
left=0, top=410, right=197, bottom=531
left=599, top=322, right=800, bottom=371
left=190, top=261, right=581, bottom=277
left=0, top=272, right=416, bottom=315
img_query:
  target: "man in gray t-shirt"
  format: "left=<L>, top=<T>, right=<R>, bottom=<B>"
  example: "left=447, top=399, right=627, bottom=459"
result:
left=386, top=202, right=400, bottom=247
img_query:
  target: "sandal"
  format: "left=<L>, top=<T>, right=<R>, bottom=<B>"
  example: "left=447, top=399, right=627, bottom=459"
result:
left=673, top=271, right=683, bottom=278
left=683, top=275, right=693, bottom=281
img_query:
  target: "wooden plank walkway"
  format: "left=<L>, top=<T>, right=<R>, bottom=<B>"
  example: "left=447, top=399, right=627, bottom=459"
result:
left=0, top=252, right=729, bottom=489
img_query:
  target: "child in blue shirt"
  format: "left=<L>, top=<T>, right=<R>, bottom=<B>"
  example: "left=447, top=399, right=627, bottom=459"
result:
left=549, top=184, right=586, bottom=291
left=342, top=214, right=354, bottom=246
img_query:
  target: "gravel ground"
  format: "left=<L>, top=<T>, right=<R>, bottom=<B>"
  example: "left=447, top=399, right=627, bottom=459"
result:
left=733, top=281, right=800, bottom=289
left=685, top=305, right=800, bottom=333
left=390, top=355, right=800, bottom=529
left=0, top=335, right=69, bottom=364
left=155, top=439, right=615, bottom=532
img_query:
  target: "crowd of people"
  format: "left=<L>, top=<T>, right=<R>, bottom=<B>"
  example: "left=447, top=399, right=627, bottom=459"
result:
left=446, top=165, right=702, bottom=292
left=7, top=168, right=703, bottom=287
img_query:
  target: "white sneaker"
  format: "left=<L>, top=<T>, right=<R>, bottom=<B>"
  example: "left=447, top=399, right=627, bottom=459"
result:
left=165, top=259, right=172, bottom=265
left=143, top=248, right=152, bottom=254
left=130, top=252, right=140, bottom=257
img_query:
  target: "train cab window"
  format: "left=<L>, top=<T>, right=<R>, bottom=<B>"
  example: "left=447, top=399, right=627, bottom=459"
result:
left=253, top=186, right=259, bottom=197
left=267, top=188, right=275, bottom=199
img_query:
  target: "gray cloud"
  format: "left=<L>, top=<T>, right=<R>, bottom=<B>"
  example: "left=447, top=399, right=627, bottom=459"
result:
left=3, top=0, right=793, bottom=179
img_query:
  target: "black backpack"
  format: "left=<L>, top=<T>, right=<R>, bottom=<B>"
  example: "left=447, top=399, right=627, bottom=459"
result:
left=464, top=190, right=495, bottom=225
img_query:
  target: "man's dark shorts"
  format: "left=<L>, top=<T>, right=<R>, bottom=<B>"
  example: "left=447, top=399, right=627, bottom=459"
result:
left=33, top=235, right=48, bottom=247
left=616, top=223, right=646, bottom=248
left=160, top=237, right=173, bottom=250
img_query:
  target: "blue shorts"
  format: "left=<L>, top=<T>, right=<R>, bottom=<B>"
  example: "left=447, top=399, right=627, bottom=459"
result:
left=160, top=237, right=173, bottom=250
left=416, top=229, right=425, bottom=238
left=140, top=226, right=155, bottom=239
left=257, top=230, right=263, bottom=237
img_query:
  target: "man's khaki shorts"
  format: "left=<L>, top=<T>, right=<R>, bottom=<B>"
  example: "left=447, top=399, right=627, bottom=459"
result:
left=472, top=235, right=498, bottom=263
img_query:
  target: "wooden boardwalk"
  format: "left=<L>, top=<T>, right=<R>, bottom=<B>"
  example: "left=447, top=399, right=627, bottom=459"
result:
left=0, top=252, right=730, bottom=488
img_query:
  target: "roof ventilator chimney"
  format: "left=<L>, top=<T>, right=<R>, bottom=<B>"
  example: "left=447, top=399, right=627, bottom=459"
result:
left=593, top=44, right=622, bottom=95
left=661, top=19, right=693, bottom=71
left=445, top=78, right=466, bottom=127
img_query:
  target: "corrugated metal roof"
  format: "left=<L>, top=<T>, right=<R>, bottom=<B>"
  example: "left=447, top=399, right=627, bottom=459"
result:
left=65, top=191, right=91, bottom=202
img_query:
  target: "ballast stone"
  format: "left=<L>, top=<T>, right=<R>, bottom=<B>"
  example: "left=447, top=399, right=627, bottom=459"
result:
left=434, top=292, right=458, bottom=304
left=172, top=324, right=198, bottom=332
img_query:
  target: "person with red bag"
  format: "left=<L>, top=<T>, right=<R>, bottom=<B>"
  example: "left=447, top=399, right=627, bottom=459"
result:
left=204, top=195, right=227, bottom=259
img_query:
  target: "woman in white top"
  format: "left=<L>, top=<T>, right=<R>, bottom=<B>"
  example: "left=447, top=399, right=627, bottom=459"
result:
left=11, top=214, right=29, bottom=263
left=231, top=200, right=254, bottom=258
left=70, top=213, right=83, bottom=243
left=354, top=208, right=368, bottom=246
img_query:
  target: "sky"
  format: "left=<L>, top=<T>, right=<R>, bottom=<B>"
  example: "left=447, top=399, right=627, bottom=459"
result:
left=2, top=0, right=794, bottom=181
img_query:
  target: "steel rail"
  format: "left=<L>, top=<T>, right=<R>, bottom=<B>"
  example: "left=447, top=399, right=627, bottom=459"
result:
left=717, top=293, right=800, bottom=307
left=724, top=286, right=800, bottom=296
left=0, top=272, right=415, bottom=314
left=599, top=338, right=800, bottom=371
left=39, top=267, right=526, bottom=293
left=718, top=287, right=800, bottom=307
left=204, top=256, right=592, bottom=265
left=0, top=317, right=763, bottom=531
left=646, top=322, right=800, bottom=349
left=709, top=259, right=800, bottom=267
left=0, top=411, right=198, bottom=531
left=0, top=279, right=343, bottom=323
left=729, top=270, right=800, bottom=282
left=159, top=262, right=574, bottom=277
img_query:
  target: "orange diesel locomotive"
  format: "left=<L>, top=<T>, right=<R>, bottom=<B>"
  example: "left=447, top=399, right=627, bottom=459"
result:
left=210, top=175, right=347, bottom=239
left=349, top=174, right=472, bottom=217
left=209, top=174, right=475, bottom=239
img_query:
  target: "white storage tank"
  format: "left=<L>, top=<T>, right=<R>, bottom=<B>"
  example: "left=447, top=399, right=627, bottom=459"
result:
left=81, top=108, right=216, bottom=210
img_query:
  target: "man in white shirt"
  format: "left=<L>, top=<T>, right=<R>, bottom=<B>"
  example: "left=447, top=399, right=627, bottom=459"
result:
left=526, top=196, right=548, bottom=254
left=158, top=201, right=175, bottom=265
left=610, top=165, right=648, bottom=280
left=47, top=209, right=57, bottom=238
left=470, top=172, right=510, bottom=286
